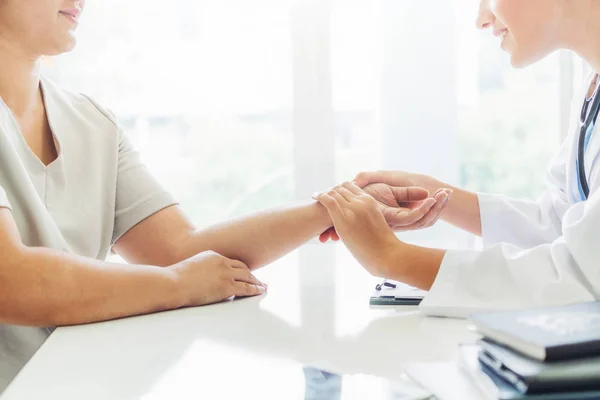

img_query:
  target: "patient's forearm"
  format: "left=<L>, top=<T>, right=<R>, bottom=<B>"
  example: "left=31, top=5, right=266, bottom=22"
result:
left=0, top=247, right=179, bottom=327
left=179, top=201, right=332, bottom=270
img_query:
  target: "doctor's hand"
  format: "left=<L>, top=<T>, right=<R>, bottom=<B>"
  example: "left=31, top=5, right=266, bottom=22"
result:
left=313, top=182, right=401, bottom=277
left=318, top=183, right=451, bottom=242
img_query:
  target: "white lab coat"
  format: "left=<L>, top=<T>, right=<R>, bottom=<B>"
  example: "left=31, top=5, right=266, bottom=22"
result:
left=420, top=74, right=600, bottom=318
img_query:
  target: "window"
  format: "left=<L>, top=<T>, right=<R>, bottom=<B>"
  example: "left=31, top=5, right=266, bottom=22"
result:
left=44, top=0, right=565, bottom=248
left=45, top=0, right=295, bottom=227
left=329, top=0, right=563, bottom=247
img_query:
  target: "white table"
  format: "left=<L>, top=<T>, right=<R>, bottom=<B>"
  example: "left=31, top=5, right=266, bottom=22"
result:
left=1, top=245, right=481, bottom=400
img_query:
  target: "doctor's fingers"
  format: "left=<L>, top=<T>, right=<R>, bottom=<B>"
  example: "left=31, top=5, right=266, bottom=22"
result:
left=327, top=189, right=352, bottom=207
left=325, top=228, right=341, bottom=241
left=319, top=228, right=341, bottom=242
left=335, top=185, right=381, bottom=212
left=319, top=228, right=333, bottom=243
left=335, top=182, right=373, bottom=204
left=330, top=185, right=358, bottom=203
left=341, top=181, right=365, bottom=196
left=314, top=193, right=346, bottom=223
left=413, top=189, right=452, bottom=229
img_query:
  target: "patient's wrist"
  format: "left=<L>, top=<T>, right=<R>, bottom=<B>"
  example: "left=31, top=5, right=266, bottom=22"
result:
left=414, top=174, right=445, bottom=194
left=312, top=200, right=333, bottom=227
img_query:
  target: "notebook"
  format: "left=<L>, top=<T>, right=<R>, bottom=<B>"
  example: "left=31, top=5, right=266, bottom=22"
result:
left=469, top=302, right=600, bottom=361
left=458, top=344, right=600, bottom=400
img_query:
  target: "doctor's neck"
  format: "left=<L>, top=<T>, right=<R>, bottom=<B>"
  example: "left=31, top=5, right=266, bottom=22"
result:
left=561, top=1, right=600, bottom=76
left=0, top=36, right=43, bottom=119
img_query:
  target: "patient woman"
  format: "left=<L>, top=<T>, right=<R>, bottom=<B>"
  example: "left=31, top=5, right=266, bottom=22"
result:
left=0, top=0, right=454, bottom=391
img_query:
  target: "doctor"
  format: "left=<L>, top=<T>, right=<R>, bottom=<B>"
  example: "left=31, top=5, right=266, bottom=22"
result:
left=315, top=0, right=600, bottom=317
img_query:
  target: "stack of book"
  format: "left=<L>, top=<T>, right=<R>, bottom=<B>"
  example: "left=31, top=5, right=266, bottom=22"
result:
left=460, top=302, right=600, bottom=400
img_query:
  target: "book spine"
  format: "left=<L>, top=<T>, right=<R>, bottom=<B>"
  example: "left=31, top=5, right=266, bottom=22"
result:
left=548, top=340, right=600, bottom=361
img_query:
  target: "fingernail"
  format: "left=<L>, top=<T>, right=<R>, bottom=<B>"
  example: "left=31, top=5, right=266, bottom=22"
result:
left=312, top=192, right=319, bottom=199
left=262, top=281, right=269, bottom=289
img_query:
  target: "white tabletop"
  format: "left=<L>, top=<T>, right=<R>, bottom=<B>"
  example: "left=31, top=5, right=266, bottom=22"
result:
left=1, top=244, right=480, bottom=400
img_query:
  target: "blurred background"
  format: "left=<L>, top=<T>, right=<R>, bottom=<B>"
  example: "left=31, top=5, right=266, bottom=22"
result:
left=43, top=0, right=582, bottom=249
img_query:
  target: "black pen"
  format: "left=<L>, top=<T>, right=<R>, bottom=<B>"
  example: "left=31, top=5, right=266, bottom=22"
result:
left=375, top=279, right=397, bottom=291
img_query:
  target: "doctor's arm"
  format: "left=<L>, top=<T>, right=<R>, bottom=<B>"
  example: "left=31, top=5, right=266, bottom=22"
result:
left=416, top=188, right=600, bottom=317
left=113, top=186, right=442, bottom=270
left=354, top=139, right=571, bottom=247
left=316, top=183, right=599, bottom=318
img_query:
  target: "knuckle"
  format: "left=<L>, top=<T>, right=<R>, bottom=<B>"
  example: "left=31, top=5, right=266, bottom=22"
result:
left=321, top=195, right=334, bottom=204
left=243, top=283, right=256, bottom=295
left=205, top=250, right=219, bottom=258
left=220, top=257, right=231, bottom=267
left=222, top=270, right=235, bottom=282
left=195, top=250, right=217, bottom=263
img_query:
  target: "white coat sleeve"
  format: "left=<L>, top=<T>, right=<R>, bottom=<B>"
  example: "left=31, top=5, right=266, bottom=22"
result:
left=421, top=142, right=600, bottom=317
left=420, top=171, right=600, bottom=318
left=477, top=139, right=571, bottom=249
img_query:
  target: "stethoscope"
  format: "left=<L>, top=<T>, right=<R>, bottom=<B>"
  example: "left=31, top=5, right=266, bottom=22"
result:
left=577, top=75, right=600, bottom=201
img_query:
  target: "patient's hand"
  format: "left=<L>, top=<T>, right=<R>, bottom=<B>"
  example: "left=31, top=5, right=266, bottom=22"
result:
left=364, top=183, right=451, bottom=229
left=319, top=183, right=451, bottom=242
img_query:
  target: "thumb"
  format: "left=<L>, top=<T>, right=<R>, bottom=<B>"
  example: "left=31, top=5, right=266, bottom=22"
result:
left=391, top=186, right=429, bottom=202
left=354, top=171, right=384, bottom=188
